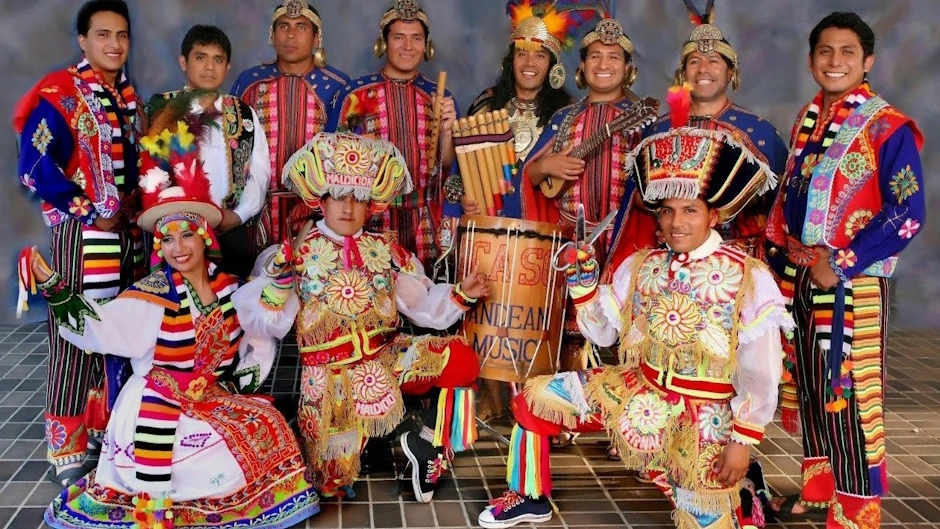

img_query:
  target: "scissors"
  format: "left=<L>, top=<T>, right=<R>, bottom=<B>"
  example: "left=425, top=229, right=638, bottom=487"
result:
left=552, top=204, right=618, bottom=288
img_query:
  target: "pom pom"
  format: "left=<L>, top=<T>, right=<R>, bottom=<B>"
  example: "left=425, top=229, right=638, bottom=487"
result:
left=197, top=227, right=205, bottom=235
left=667, top=83, right=693, bottom=128
left=179, top=221, right=189, bottom=231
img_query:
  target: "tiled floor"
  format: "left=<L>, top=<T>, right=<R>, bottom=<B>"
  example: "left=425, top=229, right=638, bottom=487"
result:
left=1, top=323, right=939, bottom=529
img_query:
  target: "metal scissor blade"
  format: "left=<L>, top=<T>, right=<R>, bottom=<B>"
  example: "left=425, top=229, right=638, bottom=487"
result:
left=575, top=203, right=587, bottom=244
left=586, top=209, right=619, bottom=246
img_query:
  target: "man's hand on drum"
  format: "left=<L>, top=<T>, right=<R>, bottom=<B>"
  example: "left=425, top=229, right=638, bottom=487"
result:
left=459, top=263, right=490, bottom=300
left=529, top=145, right=585, bottom=185
left=460, top=194, right=482, bottom=216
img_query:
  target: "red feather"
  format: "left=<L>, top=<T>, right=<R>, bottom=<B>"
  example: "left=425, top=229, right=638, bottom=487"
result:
left=667, top=84, right=692, bottom=128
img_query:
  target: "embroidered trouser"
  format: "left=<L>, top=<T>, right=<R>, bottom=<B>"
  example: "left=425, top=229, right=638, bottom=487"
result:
left=297, top=335, right=478, bottom=492
left=792, top=267, right=888, bottom=528
left=45, top=219, right=142, bottom=465
left=376, top=204, right=438, bottom=272
left=508, top=367, right=746, bottom=529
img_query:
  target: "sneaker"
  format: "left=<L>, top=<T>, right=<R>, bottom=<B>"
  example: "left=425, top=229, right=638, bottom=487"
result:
left=400, top=431, right=446, bottom=503
left=478, top=491, right=552, bottom=528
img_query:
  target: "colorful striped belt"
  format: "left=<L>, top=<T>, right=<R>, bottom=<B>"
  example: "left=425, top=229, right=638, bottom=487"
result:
left=640, top=362, right=734, bottom=400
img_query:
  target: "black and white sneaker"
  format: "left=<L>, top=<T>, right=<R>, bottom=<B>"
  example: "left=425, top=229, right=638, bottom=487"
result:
left=400, top=431, right=446, bottom=503
left=478, top=491, right=552, bottom=528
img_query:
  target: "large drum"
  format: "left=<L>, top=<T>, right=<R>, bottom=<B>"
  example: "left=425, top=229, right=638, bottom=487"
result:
left=455, top=215, right=572, bottom=383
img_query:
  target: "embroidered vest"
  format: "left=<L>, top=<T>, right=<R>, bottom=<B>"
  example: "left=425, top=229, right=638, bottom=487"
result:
left=21, top=69, right=142, bottom=226
left=619, top=244, right=754, bottom=393
left=800, top=96, right=920, bottom=277
left=294, top=229, right=404, bottom=364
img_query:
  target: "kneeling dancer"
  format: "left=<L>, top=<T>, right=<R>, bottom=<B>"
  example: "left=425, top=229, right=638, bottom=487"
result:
left=479, top=114, right=792, bottom=529
left=241, top=132, right=489, bottom=501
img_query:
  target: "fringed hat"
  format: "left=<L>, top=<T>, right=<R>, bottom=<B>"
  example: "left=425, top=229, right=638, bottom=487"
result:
left=676, top=0, right=739, bottom=90
left=283, top=132, right=414, bottom=214
left=269, top=1, right=328, bottom=67
left=630, top=85, right=775, bottom=223
left=375, top=0, right=434, bottom=60
left=507, top=0, right=601, bottom=89
left=137, top=113, right=222, bottom=233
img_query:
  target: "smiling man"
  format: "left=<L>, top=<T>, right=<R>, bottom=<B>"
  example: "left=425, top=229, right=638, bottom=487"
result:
left=145, top=25, right=271, bottom=279
left=478, top=121, right=789, bottom=529
left=766, top=12, right=926, bottom=528
left=231, top=0, right=349, bottom=249
left=637, top=9, right=787, bottom=261
left=13, top=0, right=146, bottom=488
left=328, top=0, right=456, bottom=271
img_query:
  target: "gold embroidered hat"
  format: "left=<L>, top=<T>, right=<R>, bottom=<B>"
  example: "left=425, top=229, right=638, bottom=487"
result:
left=282, top=132, right=413, bottom=213
left=676, top=1, right=739, bottom=89
left=507, top=1, right=600, bottom=88
left=269, top=0, right=323, bottom=44
left=580, top=18, right=634, bottom=56
left=375, top=0, right=434, bottom=59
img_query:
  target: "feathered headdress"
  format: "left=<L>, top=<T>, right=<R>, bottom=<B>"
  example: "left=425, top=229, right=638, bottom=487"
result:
left=677, top=0, right=739, bottom=89
left=136, top=110, right=221, bottom=233
left=507, top=1, right=601, bottom=88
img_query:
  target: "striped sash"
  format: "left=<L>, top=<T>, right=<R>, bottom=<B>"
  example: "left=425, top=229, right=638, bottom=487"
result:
left=133, top=265, right=241, bottom=487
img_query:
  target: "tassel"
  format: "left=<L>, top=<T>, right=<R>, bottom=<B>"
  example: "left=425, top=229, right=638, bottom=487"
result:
left=869, top=462, right=887, bottom=496
left=433, top=388, right=454, bottom=448
left=666, top=83, right=692, bottom=128
left=448, top=387, right=478, bottom=452
left=343, top=235, right=364, bottom=270
left=506, top=424, right=552, bottom=498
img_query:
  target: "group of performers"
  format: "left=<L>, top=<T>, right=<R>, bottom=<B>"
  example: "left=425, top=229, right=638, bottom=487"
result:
left=11, top=0, right=925, bottom=528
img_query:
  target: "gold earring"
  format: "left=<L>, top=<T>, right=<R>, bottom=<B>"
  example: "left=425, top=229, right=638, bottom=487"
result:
left=575, top=66, right=586, bottom=90
left=623, top=64, right=638, bottom=88
left=373, top=36, right=386, bottom=58
left=424, top=39, right=435, bottom=61
left=313, top=47, right=327, bottom=68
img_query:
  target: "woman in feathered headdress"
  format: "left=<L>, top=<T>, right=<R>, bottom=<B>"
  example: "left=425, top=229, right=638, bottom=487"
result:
left=26, top=120, right=320, bottom=529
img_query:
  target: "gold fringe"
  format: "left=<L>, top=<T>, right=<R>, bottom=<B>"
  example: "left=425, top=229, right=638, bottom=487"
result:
left=584, top=365, right=629, bottom=419
left=617, top=251, right=649, bottom=366
left=523, top=375, right=581, bottom=430
left=514, top=40, right=543, bottom=53
left=398, top=335, right=454, bottom=381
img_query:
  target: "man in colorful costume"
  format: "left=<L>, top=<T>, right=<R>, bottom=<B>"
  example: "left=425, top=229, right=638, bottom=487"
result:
left=765, top=12, right=925, bottom=528
left=12, top=0, right=146, bottom=487
left=147, top=25, right=271, bottom=279
left=510, top=17, right=658, bottom=269
left=478, top=109, right=790, bottom=529
left=327, top=0, right=457, bottom=271
left=443, top=0, right=590, bottom=219
left=243, top=132, right=488, bottom=502
left=231, top=0, right=349, bottom=248
left=611, top=1, right=787, bottom=266
left=32, top=115, right=318, bottom=529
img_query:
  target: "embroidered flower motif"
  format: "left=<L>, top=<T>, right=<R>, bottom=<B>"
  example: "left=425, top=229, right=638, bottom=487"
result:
left=898, top=218, right=920, bottom=239
left=846, top=112, right=867, bottom=128
left=808, top=209, right=825, bottom=225
left=811, top=174, right=831, bottom=191
left=697, top=444, right=725, bottom=488
left=637, top=255, right=669, bottom=295
left=857, top=500, right=882, bottom=529
left=302, top=237, right=339, bottom=278
left=648, top=292, right=702, bottom=346
left=45, top=419, right=68, bottom=450
left=31, top=119, right=53, bottom=155
left=626, top=392, right=670, bottom=436
left=108, top=507, right=126, bottom=521
left=76, top=112, right=98, bottom=137
left=242, top=118, right=254, bottom=132
left=351, top=361, right=391, bottom=402
left=867, top=118, right=891, bottom=140
left=834, top=249, right=857, bottom=269
left=827, top=143, right=846, bottom=159
left=691, top=254, right=743, bottom=303
left=59, top=95, right=78, bottom=113
left=326, top=270, right=370, bottom=316
left=68, top=196, right=93, bottom=218
left=259, top=490, right=276, bottom=508
left=373, top=274, right=390, bottom=292
left=20, top=173, right=37, bottom=193
left=206, top=512, right=223, bottom=523
left=185, top=376, right=208, bottom=400
left=839, top=152, right=868, bottom=182
left=332, top=139, right=374, bottom=176
left=800, top=153, right=821, bottom=178
left=359, top=236, right=391, bottom=274
left=706, top=304, right=735, bottom=331
left=697, top=402, right=732, bottom=443
left=889, top=165, right=919, bottom=204
left=843, top=209, right=874, bottom=238
left=304, top=367, right=328, bottom=401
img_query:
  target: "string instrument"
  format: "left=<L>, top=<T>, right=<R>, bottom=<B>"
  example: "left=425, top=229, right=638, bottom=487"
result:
left=539, top=96, right=660, bottom=199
